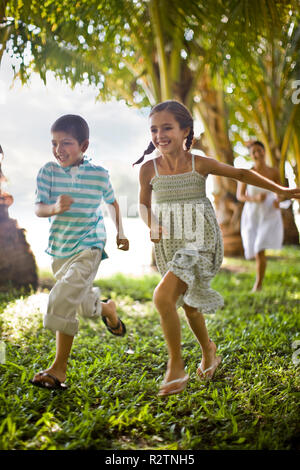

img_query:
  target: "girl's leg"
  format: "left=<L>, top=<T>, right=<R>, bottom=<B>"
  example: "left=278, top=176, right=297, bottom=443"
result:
left=253, top=250, right=266, bottom=291
left=183, top=305, right=221, bottom=378
left=153, top=271, right=188, bottom=390
left=31, top=331, right=73, bottom=385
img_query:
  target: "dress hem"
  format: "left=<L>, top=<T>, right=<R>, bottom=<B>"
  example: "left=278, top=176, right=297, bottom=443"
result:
left=168, top=265, right=224, bottom=315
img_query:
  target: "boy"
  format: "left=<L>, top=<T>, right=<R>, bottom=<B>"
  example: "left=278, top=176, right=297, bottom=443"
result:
left=30, top=114, right=129, bottom=390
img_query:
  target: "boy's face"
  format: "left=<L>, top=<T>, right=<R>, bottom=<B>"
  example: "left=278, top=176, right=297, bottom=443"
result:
left=51, top=131, right=89, bottom=168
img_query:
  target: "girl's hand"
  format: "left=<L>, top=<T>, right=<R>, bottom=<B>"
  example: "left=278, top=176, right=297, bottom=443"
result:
left=53, top=195, right=74, bottom=215
left=280, top=187, right=300, bottom=200
left=117, top=235, right=129, bottom=251
left=150, top=224, right=168, bottom=243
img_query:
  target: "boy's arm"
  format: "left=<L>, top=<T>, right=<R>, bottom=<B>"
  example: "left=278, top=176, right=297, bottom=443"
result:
left=107, top=199, right=129, bottom=251
left=35, top=195, right=74, bottom=217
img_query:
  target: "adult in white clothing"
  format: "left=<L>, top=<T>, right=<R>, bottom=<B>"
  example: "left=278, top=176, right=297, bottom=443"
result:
left=237, top=141, right=283, bottom=292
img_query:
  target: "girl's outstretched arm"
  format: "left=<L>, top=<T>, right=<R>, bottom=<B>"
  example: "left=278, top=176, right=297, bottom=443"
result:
left=204, top=157, right=300, bottom=199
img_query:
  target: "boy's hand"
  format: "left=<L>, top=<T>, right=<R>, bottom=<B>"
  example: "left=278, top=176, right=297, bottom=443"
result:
left=117, top=235, right=129, bottom=251
left=53, top=195, right=74, bottom=215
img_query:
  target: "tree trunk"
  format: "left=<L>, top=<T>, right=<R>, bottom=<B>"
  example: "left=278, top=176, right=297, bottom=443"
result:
left=211, top=176, right=245, bottom=256
left=281, top=205, right=299, bottom=245
left=195, top=71, right=244, bottom=256
left=0, top=205, right=38, bottom=290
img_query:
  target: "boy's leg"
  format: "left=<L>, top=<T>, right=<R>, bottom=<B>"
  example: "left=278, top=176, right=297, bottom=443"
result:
left=31, top=331, right=73, bottom=386
left=31, top=249, right=102, bottom=386
left=79, top=286, right=125, bottom=335
left=45, top=249, right=102, bottom=336
left=77, top=286, right=102, bottom=318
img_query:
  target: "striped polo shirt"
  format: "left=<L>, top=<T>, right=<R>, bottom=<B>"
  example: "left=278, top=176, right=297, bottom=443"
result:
left=35, top=157, right=115, bottom=258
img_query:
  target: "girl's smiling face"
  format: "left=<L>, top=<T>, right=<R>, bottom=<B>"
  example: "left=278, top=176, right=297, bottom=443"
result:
left=51, top=131, right=88, bottom=167
left=150, top=111, right=189, bottom=156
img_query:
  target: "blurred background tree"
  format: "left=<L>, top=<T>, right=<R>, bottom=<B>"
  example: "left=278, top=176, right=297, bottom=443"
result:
left=1, top=0, right=299, bottom=258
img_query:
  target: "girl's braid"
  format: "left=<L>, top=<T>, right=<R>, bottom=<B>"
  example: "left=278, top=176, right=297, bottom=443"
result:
left=185, top=128, right=194, bottom=151
left=133, top=141, right=155, bottom=166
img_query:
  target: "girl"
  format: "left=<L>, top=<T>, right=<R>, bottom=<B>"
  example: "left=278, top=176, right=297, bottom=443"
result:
left=237, top=141, right=284, bottom=292
left=135, top=100, right=300, bottom=397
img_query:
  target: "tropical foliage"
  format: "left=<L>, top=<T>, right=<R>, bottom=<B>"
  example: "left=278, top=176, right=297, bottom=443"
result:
left=2, top=1, right=299, bottom=166
left=1, top=1, right=300, bottom=251
left=224, top=9, right=300, bottom=183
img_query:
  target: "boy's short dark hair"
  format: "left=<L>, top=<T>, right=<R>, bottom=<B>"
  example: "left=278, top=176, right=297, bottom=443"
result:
left=51, top=115, right=89, bottom=144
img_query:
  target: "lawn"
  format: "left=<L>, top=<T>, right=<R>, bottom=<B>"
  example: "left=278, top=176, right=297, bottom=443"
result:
left=0, top=247, right=299, bottom=450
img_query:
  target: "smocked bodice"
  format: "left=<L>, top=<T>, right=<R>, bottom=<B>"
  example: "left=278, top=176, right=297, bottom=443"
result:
left=151, top=157, right=208, bottom=204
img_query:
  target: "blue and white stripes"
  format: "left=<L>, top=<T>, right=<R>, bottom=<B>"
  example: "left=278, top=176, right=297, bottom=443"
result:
left=35, top=158, right=115, bottom=258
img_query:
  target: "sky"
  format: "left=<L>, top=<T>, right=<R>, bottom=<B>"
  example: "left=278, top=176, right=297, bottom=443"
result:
left=0, top=53, right=150, bottom=218
left=0, top=53, right=155, bottom=274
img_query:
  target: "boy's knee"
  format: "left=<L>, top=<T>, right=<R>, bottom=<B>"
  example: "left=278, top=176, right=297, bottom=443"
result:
left=79, top=287, right=102, bottom=318
left=44, top=310, right=79, bottom=336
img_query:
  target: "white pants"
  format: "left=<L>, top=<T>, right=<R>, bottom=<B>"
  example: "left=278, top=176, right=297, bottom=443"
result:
left=44, top=248, right=102, bottom=336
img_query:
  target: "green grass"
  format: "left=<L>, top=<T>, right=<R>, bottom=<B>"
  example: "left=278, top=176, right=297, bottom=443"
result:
left=0, top=246, right=299, bottom=450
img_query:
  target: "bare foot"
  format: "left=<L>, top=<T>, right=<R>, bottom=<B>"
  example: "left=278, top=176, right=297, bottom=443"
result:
left=197, top=340, right=222, bottom=380
left=251, top=283, right=262, bottom=293
left=101, top=300, right=124, bottom=335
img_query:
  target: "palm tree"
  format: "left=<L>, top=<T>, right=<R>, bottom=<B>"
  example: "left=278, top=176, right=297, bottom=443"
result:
left=225, top=9, right=300, bottom=242
left=2, top=0, right=299, bottom=256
